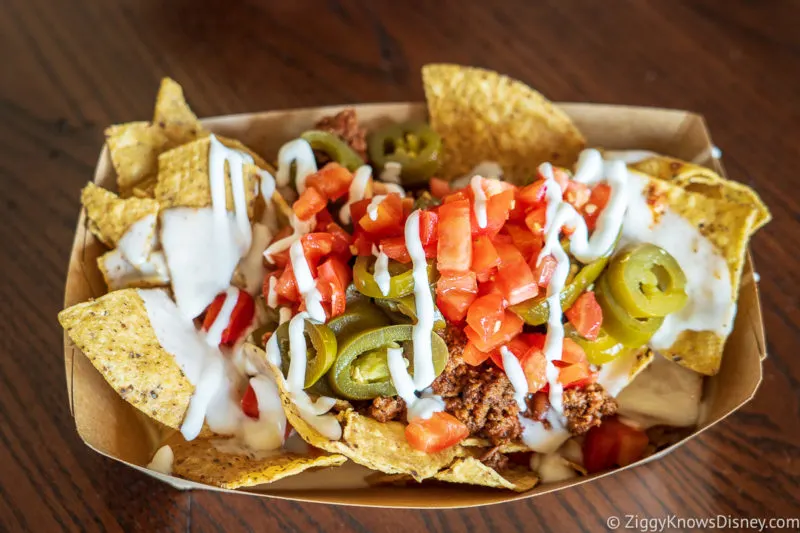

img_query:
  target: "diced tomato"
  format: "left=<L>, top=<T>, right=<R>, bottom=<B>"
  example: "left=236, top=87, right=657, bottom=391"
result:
left=315, top=207, right=334, bottom=228
left=430, top=177, right=451, bottom=199
left=419, top=210, right=439, bottom=247
left=436, top=271, right=478, bottom=323
left=565, top=291, right=603, bottom=341
left=540, top=166, right=570, bottom=192
left=478, top=189, right=515, bottom=237
left=293, top=186, right=327, bottom=221
left=471, top=236, right=500, bottom=282
left=493, top=241, right=539, bottom=305
left=531, top=254, right=557, bottom=288
left=561, top=337, right=588, bottom=365
left=519, top=344, right=548, bottom=392
left=462, top=341, right=490, bottom=366
left=437, top=199, right=472, bottom=274
left=443, top=190, right=469, bottom=203
left=477, top=278, right=504, bottom=299
left=517, top=179, right=548, bottom=206
left=464, top=310, right=523, bottom=352
left=351, top=230, right=374, bottom=256
left=326, top=222, right=353, bottom=259
left=201, top=289, right=256, bottom=346
left=402, top=197, right=415, bottom=218
left=349, top=198, right=371, bottom=227
left=466, top=293, right=506, bottom=341
left=267, top=226, right=293, bottom=268
left=505, top=224, right=543, bottom=261
left=380, top=236, right=411, bottom=263
left=405, top=412, right=469, bottom=453
left=565, top=181, right=591, bottom=209
left=241, top=383, right=259, bottom=419
left=317, top=257, right=351, bottom=318
left=557, top=361, right=594, bottom=388
left=487, top=334, right=529, bottom=370
left=358, top=193, right=404, bottom=237
left=583, top=183, right=612, bottom=231
left=524, top=206, right=548, bottom=236
left=305, top=163, right=353, bottom=201
left=583, top=417, right=649, bottom=473
left=275, top=265, right=300, bottom=302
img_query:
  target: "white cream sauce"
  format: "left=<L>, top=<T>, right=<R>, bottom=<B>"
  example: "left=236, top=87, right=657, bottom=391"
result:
left=263, top=213, right=316, bottom=261
left=451, top=161, right=503, bottom=189
left=147, top=445, right=174, bottom=475
left=266, top=276, right=279, bottom=308
left=387, top=347, right=445, bottom=421
left=530, top=452, right=578, bottom=483
left=470, top=176, right=488, bottom=228
left=289, top=240, right=326, bottom=323
left=519, top=412, right=572, bottom=454
left=501, top=346, right=528, bottom=411
left=275, top=138, right=317, bottom=193
left=404, top=211, right=436, bottom=390
left=339, top=165, right=372, bottom=225
left=101, top=248, right=169, bottom=290
left=238, top=222, right=272, bottom=295
left=203, top=286, right=240, bottom=347
left=241, top=374, right=286, bottom=451
left=366, top=195, right=388, bottom=221
left=372, top=245, right=391, bottom=297
left=380, top=161, right=402, bottom=184
left=117, top=214, right=157, bottom=267
left=278, top=307, right=292, bottom=324
left=596, top=349, right=652, bottom=397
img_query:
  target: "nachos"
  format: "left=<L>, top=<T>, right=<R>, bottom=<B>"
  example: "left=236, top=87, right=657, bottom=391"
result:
left=60, top=65, right=768, bottom=492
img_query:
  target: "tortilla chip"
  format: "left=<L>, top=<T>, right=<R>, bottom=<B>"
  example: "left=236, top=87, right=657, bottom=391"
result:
left=58, top=289, right=193, bottom=429
left=81, top=182, right=159, bottom=247
left=98, top=249, right=170, bottom=290
left=169, top=437, right=346, bottom=489
left=630, top=156, right=770, bottom=232
left=153, top=77, right=208, bottom=146
left=638, top=171, right=758, bottom=374
left=461, top=438, right=531, bottom=453
left=105, top=122, right=171, bottom=197
left=422, top=64, right=585, bottom=183
left=155, top=137, right=261, bottom=216
left=263, top=359, right=464, bottom=481
left=131, top=176, right=158, bottom=198
left=434, top=457, right=538, bottom=492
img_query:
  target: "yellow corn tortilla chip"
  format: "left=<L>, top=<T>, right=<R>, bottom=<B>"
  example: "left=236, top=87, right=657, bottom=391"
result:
left=81, top=182, right=159, bottom=247
left=58, top=289, right=193, bottom=429
left=435, top=457, right=538, bottom=492
left=105, top=122, right=171, bottom=197
left=131, top=175, right=158, bottom=199
left=262, top=358, right=465, bottom=481
left=461, top=438, right=531, bottom=453
left=169, top=437, right=346, bottom=489
left=153, top=77, right=208, bottom=146
left=422, top=64, right=585, bottom=183
left=630, top=156, right=770, bottom=232
left=155, top=137, right=261, bottom=216
left=638, top=171, right=758, bottom=374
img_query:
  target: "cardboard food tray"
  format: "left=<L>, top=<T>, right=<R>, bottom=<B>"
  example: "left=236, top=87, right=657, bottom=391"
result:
left=62, top=102, right=766, bottom=508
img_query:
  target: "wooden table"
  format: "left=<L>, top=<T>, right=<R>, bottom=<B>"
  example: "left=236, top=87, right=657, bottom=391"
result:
left=2, top=0, right=798, bottom=530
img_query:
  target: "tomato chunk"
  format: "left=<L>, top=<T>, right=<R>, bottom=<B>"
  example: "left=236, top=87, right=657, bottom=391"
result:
left=565, top=181, right=591, bottom=209
left=583, top=183, right=612, bottom=231
left=275, top=264, right=300, bottom=302
left=418, top=210, right=439, bottom=247
left=531, top=254, right=558, bottom=288
left=301, top=233, right=335, bottom=269
left=437, top=199, right=472, bottom=274
left=493, top=241, right=539, bottom=305
left=517, top=179, right=547, bottom=206
left=436, top=271, right=478, bottom=323
left=202, top=288, right=255, bottom=346
left=463, top=310, right=523, bottom=352
left=305, top=163, right=353, bottom=201
left=565, top=291, right=603, bottom=341
left=471, top=236, right=501, bottom=282
left=524, top=206, right=548, bottom=236
left=477, top=189, right=515, bottom=237
left=462, top=341, right=490, bottom=366
left=241, top=383, right=259, bottom=419
left=430, top=177, right=451, bottom=199
left=326, top=222, right=353, bottom=259
left=466, top=293, right=506, bottom=343
left=380, top=236, right=411, bottom=263
left=583, top=417, right=649, bottom=473
left=405, top=412, right=469, bottom=453
left=317, top=257, right=351, bottom=318
left=358, top=193, right=404, bottom=237
left=293, top=186, right=327, bottom=221
left=505, top=224, right=543, bottom=261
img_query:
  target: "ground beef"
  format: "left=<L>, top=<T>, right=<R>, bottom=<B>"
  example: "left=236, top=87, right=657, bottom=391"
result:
left=431, top=326, right=523, bottom=445
left=368, top=396, right=406, bottom=423
left=313, top=109, right=368, bottom=161
left=562, top=383, right=617, bottom=435
left=479, top=447, right=510, bottom=471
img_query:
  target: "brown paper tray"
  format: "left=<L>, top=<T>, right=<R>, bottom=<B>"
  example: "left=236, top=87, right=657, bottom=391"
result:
left=62, top=102, right=765, bottom=508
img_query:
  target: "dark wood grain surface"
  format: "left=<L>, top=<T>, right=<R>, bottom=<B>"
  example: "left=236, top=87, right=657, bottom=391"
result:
left=2, top=0, right=798, bottom=530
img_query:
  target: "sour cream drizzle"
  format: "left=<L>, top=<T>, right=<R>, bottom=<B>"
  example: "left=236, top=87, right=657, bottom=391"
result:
left=470, top=176, right=488, bottom=228
left=367, top=195, right=388, bottom=221
left=387, top=347, right=445, bottom=421
left=380, top=161, right=402, bottom=184
left=204, top=286, right=240, bottom=346
left=289, top=240, right=326, bottom=323
left=404, top=211, right=436, bottom=390
left=501, top=346, right=528, bottom=410
left=275, top=139, right=317, bottom=193
left=117, top=214, right=158, bottom=268
left=372, top=245, right=391, bottom=297
left=340, top=165, right=372, bottom=225
left=209, top=135, right=253, bottom=254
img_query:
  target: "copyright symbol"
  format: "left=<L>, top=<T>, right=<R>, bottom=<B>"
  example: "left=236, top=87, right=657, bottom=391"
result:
left=607, top=515, right=620, bottom=529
